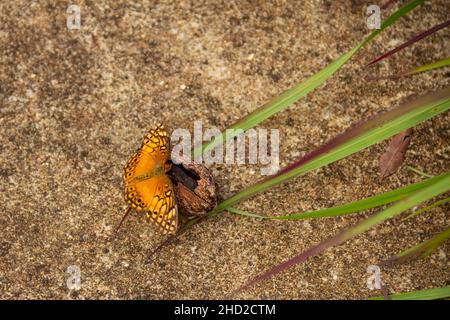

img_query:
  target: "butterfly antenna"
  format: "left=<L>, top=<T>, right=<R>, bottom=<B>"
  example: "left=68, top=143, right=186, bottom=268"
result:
left=112, top=206, right=132, bottom=239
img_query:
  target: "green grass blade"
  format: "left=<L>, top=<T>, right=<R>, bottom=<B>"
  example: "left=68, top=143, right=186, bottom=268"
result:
left=211, top=88, right=450, bottom=217
left=362, top=0, right=425, bottom=46
left=227, top=173, right=450, bottom=220
left=368, top=286, right=450, bottom=300
left=406, top=165, right=434, bottom=178
left=231, top=173, right=450, bottom=295
left=403, top=196, right=450, bottom=221
left=405, top=56, right=450, bottom=76
left=370, top=57, right=450, bottom=80
left=227, top=208, right=268, bottom=220
left=346, top=176, right=450, bottom=237
left=380, top=226, right=450, bottom=267
left=193, top=0, right=425, bottom=159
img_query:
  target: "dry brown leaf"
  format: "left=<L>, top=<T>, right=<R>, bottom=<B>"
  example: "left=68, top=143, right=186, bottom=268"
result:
left=379, top=128, right=413, bottom=179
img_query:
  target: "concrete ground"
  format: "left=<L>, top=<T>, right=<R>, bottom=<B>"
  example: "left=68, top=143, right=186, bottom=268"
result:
left=0, top=0, right=449, bottom=299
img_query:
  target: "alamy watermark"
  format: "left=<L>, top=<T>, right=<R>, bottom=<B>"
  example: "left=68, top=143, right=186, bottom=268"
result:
left=366, top=264, right=383, bottom=290
left=367, top=5, right=381, bottom=30
left=67, top=5, right=81, bottom=30
left=171, top=121, right=280, bottom=175
left=66, top=265, right=81, bottom=292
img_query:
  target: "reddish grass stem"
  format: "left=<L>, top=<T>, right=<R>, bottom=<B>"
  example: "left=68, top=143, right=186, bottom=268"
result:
left=366, top=19, right=450, bottom=66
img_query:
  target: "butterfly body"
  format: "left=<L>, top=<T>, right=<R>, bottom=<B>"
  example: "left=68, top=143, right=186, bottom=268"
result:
left=123, top=124, right=178, bottom=234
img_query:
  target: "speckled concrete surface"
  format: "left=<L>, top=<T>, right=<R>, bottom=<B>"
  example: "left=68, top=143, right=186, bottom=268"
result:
left=0, top=0, right=449, bottom=299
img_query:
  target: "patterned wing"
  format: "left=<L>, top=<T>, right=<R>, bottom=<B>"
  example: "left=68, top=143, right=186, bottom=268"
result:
left=143, top=174, right=178, bottom=234
left=123, top=150, right=157, bottom=212
left=123, top=124, right=178, bottom=234
left=140, top=124, right=170, bottom=163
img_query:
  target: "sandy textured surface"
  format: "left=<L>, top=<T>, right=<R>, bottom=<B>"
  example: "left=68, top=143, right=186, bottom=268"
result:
left=0, top=0, right=449, bottom=299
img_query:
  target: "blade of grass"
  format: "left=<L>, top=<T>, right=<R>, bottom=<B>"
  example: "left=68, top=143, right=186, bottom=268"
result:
left=210, top=88, right=450, bottom=217
left=193, top=0, right=425, bottom=159
left=231, top=173, right=450, bottom=296
left=403, top=56, right=450, bottom=76
left=368, top=286, right=450, bottom=300
left=407, top=165, right=434, bottom=178
left=366, top=18, right=450, bottom=66
left=380, top=226, right=450, bottom=267
left=368, top=56, right=450, bottom=80
left=226, top=173, right=450, bottom=220
left=403, top=196, right=450, bottom=221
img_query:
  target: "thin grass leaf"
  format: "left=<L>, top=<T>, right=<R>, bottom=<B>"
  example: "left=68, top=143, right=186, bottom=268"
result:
left=226, top=173, right=450, bottom=220
left=403, top=56, right=450, bottom=76
left=380, top=226, right=450, bottom=267
left=369, top=56, right=450, bottom=80
left=368, top=286, right=450, bottom=300
left=407, top=165, right=434, bottom=178
left=193, top=0, right=425, bottom=159
left=227, top=208, right=268, bottom=220
left=366, top=19, right=450, bottom=66
left=231, top=173, right=450, bottom=296
left=210, top=88, right=450, bottom=217
left=403, top=196, right=450, bottom=221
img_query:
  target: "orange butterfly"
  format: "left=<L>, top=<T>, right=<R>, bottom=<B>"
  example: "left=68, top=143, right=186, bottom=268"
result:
left=118, top=124, right=178, bottom=234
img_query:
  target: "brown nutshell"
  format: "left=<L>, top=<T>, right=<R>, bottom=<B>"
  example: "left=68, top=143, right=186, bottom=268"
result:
left=168, top=154, right=217, bottom=216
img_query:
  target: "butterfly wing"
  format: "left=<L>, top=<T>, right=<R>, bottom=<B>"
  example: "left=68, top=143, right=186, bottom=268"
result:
left=123, top=124, right=178, bottom=234
left=142, top=174, right=178, bottom=234
left=123, top=150, right=158, bottom=212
